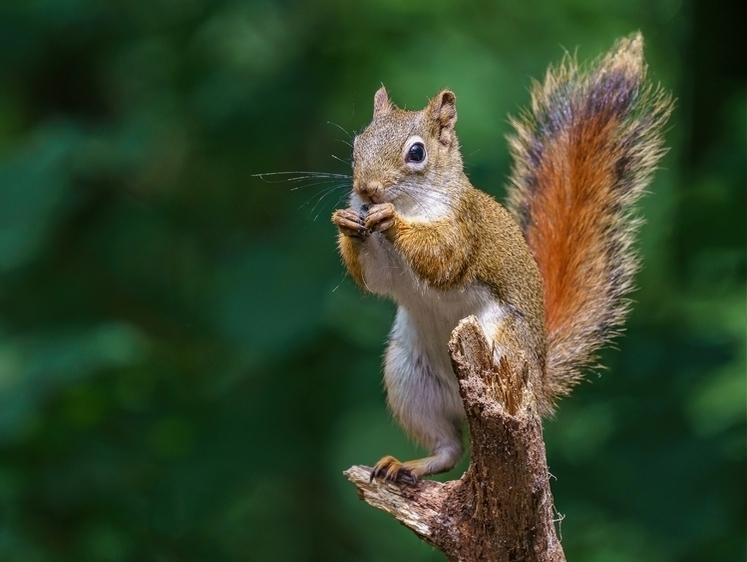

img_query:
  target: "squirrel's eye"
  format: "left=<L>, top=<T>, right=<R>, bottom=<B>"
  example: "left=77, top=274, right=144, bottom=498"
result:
left=406, top=142, right=426, bottom=163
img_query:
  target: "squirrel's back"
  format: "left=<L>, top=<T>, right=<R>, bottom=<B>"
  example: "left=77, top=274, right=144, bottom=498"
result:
left=506, top=33, right=673, bottom=409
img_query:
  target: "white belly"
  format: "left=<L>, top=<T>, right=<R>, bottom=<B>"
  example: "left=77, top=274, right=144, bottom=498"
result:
left=359, top=232, right=508, bottom=380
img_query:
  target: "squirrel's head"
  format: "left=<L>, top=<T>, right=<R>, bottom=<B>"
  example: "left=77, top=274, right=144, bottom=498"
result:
left=350, top=86, right=464, bottom=214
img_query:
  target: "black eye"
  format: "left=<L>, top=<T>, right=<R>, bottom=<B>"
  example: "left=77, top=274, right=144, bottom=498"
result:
left=406, top=142, right=426, bottom=163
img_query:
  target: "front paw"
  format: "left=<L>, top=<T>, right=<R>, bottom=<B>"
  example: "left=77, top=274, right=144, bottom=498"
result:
left=364, top=202, right=397, bottom=233
left=332, top=208, right=369, bottom=238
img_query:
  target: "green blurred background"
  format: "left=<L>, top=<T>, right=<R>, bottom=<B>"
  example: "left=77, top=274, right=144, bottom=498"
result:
left=0, top=0, right=744, bottom=560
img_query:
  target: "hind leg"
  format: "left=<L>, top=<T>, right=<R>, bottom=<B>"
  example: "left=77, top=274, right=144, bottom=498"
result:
left=371, top=313, right=465, bottom=484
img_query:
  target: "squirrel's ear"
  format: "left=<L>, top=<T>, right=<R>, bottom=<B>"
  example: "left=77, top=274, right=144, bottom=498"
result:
left=427, top=90, right=457, bottom=146
left=373, top=86, right=393, bottom=117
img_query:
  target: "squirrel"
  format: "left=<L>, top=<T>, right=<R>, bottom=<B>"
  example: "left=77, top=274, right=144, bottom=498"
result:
left=331, top=33, right=673, bottom=484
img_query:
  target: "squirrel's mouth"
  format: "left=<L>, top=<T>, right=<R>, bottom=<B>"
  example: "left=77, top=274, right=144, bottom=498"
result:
left=352, top=189, right=388, bottom=208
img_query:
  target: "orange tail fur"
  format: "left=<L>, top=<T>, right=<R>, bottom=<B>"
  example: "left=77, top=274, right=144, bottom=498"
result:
left=506, top=33, right=673, bottom=407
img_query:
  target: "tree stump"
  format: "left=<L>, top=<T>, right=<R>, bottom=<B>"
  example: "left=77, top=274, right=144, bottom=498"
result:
left=344, top=316, right=565, bottom=562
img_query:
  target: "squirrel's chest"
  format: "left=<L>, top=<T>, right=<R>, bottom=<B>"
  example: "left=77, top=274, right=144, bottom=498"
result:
left=358, top=232, right=431, bottom=302
left=359, top=233, right=506, bottom=349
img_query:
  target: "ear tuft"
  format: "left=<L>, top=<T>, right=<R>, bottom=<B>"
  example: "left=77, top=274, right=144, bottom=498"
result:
left=428, top=90, right=458, bottom=145
left=373, top=86, right=393, bottom=117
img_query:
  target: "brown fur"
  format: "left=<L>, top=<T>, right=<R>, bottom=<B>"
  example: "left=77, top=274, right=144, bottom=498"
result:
left=506, top=33, right=673, bottom=405
left=336, top=235, right=366, bottom=287
left=389, top=216, right=474, bottom=290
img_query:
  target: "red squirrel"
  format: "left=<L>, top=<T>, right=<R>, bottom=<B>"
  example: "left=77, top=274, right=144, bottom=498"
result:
left=332, top=33, right=672, bottom=484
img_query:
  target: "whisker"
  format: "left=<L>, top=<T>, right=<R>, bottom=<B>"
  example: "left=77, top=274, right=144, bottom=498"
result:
left=331, top=154, right=352, bottom=166
left=332, top=190, right=350, bottom=209
left=253, top=171, right=351, bottom=184
left=327, top=121, right=354, bottom=139
left=290, top=179, right=346, bottom=192
left=253, top=171, right=350, bottom=177
left=309, top=184, right=351, bottom=219
left=253, top=169, right=353, bottom=221
left=300, top=185, right=346, bottom=209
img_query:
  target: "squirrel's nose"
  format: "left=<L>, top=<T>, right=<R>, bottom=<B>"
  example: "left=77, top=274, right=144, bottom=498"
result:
left=354, top=179, right=384, bottom=202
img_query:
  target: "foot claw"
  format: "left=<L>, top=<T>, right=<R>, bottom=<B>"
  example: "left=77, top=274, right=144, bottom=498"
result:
left=370, top=456, right=418, bottom=486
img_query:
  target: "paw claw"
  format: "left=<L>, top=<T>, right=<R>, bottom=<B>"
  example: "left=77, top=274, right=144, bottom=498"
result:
left=332, top=208, right=370, bottom=238
left=364, top=203, right=396, bottom=233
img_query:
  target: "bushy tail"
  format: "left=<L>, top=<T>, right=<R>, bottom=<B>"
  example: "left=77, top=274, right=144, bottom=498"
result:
left=506, top=33, right=673, bottom=407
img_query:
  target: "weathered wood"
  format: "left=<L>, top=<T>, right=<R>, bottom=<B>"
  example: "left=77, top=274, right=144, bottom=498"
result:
left=344, top=316, right=565, bottom=561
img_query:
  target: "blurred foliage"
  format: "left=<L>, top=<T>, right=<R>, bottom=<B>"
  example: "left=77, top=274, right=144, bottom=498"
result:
left=0, top=0, right=744, bottom=560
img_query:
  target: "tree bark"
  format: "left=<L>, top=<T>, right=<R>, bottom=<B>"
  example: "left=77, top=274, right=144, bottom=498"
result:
left=344, top=316, right=565, bottom=562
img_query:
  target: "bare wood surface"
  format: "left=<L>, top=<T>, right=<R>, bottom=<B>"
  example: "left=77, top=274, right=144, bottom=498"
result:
left=344, top=316, right=565, bottom=561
